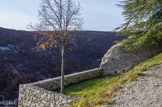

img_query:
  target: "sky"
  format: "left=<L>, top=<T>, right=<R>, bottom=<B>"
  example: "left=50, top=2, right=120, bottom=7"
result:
left=0, top=0, right=124, bottom=31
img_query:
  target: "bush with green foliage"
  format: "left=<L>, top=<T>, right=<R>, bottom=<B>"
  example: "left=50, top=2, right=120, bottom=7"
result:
left=116, top=0, right=162, bottom=50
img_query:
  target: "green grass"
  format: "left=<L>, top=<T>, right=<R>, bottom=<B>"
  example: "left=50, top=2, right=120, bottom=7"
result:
left=58, top=53, right=162, bottom=107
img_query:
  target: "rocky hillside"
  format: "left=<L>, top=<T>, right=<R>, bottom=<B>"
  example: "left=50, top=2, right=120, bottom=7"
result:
left=0, top=27, right=126, bottom=101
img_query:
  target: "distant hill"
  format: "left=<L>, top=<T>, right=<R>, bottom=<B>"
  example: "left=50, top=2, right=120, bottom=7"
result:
left=0, top=27, right=126, bottom=101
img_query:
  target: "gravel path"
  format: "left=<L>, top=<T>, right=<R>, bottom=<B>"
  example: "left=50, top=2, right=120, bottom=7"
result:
left=104, top=64, right=162, bottom=107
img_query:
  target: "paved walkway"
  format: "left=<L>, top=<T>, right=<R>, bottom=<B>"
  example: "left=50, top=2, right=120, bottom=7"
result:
left=105, top=64, right=162, bottom=107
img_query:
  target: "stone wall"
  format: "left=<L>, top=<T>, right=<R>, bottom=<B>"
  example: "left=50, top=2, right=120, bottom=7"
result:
left=100, top=44, right=160, bottom=76
left=18, top=68, right=102, bottom=107
left=18, top=85, right=71, bottom=107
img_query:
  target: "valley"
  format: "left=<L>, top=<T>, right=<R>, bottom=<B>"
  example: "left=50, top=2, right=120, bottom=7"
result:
left=0, top=27, right=126, bottom=101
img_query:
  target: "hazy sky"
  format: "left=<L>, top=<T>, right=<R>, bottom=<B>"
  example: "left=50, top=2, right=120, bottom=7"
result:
left=0, top=0, right=124, bottom=31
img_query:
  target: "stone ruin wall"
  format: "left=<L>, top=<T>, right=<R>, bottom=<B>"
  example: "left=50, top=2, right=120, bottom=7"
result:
left=100, top=44, right=161, bottom=75
left=18, top=68, right=102, bottom=107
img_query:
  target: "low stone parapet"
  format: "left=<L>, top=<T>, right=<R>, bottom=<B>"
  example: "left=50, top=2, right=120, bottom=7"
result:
left=18, top=68, right=102, bottom=107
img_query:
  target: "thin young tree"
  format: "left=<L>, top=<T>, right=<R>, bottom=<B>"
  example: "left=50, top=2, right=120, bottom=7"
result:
left=28, top=0, right=83, bottom=93
left=116, top=0, right=162, bottom=51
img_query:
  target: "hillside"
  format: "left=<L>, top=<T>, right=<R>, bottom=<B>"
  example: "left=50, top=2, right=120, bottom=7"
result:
left=0, top=27, right=126, bottom=101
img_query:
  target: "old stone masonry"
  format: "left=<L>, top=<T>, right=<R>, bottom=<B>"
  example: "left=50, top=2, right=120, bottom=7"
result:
left=18, top=68, right=102, bottom=107
left=100, top=44, right=159, bottom=75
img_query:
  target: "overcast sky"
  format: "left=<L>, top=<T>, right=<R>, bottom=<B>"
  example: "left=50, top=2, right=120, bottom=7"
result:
left=0, top=0, right=124, bottom=31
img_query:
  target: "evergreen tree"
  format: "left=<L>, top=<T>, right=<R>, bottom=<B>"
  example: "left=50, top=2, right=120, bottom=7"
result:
left=117, top=0, right=162, bottom=51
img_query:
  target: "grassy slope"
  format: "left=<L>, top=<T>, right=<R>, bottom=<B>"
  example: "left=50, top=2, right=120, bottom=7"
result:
left=62, top=53, right=162, bottom=107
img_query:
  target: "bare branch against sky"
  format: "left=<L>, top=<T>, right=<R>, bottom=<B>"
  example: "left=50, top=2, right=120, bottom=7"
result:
left=0, top=0, right=123, bottom=31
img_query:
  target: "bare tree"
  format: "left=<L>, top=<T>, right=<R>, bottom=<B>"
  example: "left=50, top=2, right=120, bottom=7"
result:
left=28, top=0, right=83, bottom=93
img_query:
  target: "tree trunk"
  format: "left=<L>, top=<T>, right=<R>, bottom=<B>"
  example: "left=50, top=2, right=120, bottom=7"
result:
left=61, top=40, right=65, bottom=94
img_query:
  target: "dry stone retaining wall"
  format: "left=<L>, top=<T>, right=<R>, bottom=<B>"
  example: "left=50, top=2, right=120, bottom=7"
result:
left=18, top=68, right=102, bottom=107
